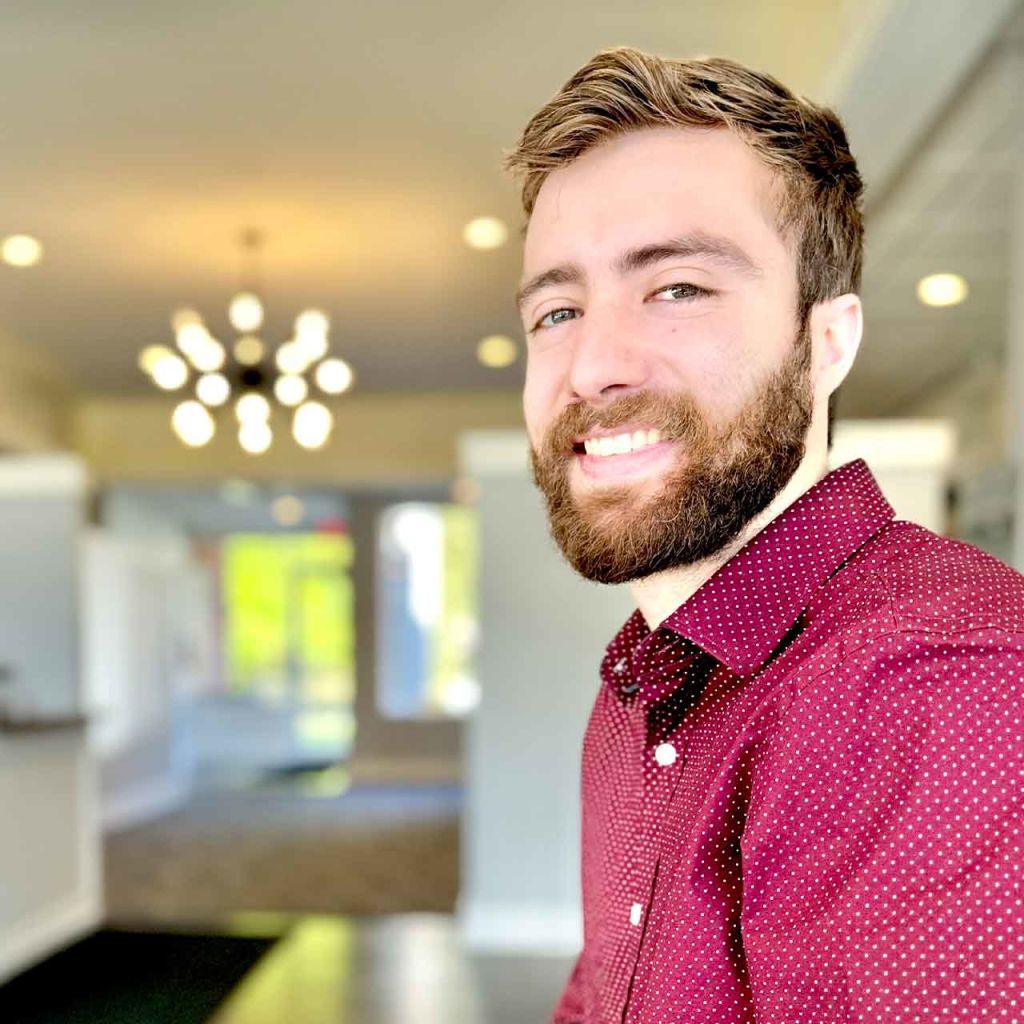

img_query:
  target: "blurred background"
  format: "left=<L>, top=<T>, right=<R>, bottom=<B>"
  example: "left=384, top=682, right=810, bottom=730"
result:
left=0, top=0, right=1020, bottom=1021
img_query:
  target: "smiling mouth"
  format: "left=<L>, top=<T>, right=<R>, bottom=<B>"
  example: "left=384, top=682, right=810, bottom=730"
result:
left=571, top=428, right=664, bottom=457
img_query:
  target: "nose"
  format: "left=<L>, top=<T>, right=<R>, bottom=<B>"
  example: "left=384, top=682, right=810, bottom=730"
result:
left=567, top=304, right=649, bottom=403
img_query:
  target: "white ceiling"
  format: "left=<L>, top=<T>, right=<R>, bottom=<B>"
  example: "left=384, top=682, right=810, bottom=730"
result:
left=0, top=0, right=1017, bottom=414
left=847, top=3, right=1022, bottom=416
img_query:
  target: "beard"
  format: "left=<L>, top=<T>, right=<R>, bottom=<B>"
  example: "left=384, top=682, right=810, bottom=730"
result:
left=528, top=318, right=814, bottom=585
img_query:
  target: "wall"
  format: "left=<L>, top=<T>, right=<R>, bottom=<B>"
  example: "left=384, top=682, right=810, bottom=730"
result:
left=73, top=390, right=524, bottom=484
left=456, top=432, right=635, bottom=954
left=0, top=332, right=72, bottom=453
left=80, top=527, right=205, bottom=830
left=0, top=454, right=101, bottom=983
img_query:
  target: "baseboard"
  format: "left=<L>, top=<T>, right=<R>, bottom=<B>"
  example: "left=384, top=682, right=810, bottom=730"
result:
left=456, top=896, right=582, bottom=955
left=0, top=892, right=102, bottom=985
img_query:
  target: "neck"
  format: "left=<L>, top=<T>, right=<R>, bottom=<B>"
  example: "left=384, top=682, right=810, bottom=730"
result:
left=629, top=448, right=830, bottom=630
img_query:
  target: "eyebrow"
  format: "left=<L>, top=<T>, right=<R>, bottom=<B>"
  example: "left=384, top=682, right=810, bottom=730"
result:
left=515, top=232, right=763, bottom=311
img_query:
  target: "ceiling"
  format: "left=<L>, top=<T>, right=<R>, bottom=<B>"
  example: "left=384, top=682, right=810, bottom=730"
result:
left=849, top=2, right=1022, bottom=416
left=0, top=0, right=1017, bottom=416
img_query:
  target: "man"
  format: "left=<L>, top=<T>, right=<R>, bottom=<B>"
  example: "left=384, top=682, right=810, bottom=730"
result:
left=505, top=47, right=1024, bottom=1023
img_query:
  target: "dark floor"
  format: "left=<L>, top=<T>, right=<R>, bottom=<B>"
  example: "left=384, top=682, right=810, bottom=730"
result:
left=2, top=916, right=573, bottom=1024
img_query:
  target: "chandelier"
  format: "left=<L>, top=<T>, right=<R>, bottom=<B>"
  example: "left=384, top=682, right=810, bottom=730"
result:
left=138, top=230, right=354, bottom=453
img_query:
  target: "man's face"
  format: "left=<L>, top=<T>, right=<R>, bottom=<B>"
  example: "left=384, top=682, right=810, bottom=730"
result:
left=519, top=126, right=815, bottom=584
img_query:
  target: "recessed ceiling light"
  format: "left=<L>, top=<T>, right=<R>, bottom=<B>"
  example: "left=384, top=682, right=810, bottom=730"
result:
left=477, top=334, right=518, bottom=368
left=1, top=234, right=43, bottom=267
left=463, top=216, right=508, bottom=251
left=917, top=273, right=968, bottom=307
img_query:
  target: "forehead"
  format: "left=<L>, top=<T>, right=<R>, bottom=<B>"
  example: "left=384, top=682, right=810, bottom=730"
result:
left=523, top=125, right=789, bottom=273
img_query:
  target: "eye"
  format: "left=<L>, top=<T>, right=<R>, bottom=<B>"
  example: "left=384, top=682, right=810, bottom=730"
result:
left=531, top=307, right=580, bottom=333
left=650, top=282, right=713, bottom=302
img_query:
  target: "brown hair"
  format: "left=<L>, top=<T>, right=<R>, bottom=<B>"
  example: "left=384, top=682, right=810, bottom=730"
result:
left=504, top=46, right=864, bottom=445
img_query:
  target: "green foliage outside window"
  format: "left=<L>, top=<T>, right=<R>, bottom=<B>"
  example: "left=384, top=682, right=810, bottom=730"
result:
left=222, top=532, right=355, bottom=705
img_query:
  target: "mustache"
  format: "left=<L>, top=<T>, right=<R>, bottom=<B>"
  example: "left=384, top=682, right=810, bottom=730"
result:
left=541, top=391, right=704, bottom=456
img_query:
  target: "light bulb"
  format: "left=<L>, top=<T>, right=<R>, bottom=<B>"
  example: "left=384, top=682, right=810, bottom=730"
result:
left=295, top=331, right=328, bottom=363
left=234, top=335, right=265, bottom=366
left=171, top=308, right=203, bottom=333
left=190, top=337, right=226, bottom=373
left=196, top=372, right=230, bottom=406
left=315, top=357, right=353, bottom=395
left=292, top=401, right=333, bottom=449
left=239, top=420, right=272, bottom=454
left=152, top=353, right=189, bottom=390
left=275, top=340, right=309, bottom=375
left=176, top=322, right=210, bottom=356
left=139, top=344, right=174, bottom=376
left=236, top=392, right=271, bottom=422
left=274, top=374, right=308, bottom=407
left=171, top=400, right=215, bottom=447
left=229, top=292, right=264, bottom=332
left=295, top=309, right=329, bottom=337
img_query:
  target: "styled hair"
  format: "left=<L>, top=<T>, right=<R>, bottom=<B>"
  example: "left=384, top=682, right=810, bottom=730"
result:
left=504, top=47, right=865, bottom=445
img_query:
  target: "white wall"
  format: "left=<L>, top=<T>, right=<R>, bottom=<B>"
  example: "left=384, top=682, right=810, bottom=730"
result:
left=80, top=529, right=208, bottom=830
left=456, top=431, right=634, bottom=954
left=0, top=454, right=102, bottom=983
left=830, top=419, right=957, bottom=532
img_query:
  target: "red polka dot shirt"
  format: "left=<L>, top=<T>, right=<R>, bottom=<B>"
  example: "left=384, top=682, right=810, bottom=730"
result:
left=551, top=458, right=1024, bottom=1023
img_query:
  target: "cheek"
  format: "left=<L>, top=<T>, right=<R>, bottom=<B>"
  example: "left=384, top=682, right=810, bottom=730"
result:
left=652, top=317, right=738, bottom=384
left=522, top=356, right=557, bottom=447
left=652, top=319, right=756, bottom=417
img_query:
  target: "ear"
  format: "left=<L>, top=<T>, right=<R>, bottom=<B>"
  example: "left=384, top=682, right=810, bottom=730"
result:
left=810, top=293, right=862, bottom=402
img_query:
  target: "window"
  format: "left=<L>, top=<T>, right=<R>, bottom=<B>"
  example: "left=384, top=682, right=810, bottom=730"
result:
left=376, top=503, right=480, bottom=719
left=221, top=532, right=355, bottom=710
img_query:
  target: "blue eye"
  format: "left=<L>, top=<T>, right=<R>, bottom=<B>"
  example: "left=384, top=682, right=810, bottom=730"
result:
left=533, top=307, right=579, bottom=332
left=653, top=283, right=711, bottom=302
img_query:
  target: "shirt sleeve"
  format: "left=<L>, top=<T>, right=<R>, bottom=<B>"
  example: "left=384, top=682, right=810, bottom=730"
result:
left=738, top=631, right=1024, bottom=1023
left=548, top=947, right=587, bottom=1024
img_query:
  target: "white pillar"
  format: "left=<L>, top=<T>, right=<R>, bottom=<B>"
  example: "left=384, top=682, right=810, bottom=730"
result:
left=1007, top=108, right=1024, bottom=570
left=456, top=431, right=634, bottom=954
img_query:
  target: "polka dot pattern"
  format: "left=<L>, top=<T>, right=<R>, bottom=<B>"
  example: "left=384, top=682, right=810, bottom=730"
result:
left=550, top=458, right=1024, bottom=1023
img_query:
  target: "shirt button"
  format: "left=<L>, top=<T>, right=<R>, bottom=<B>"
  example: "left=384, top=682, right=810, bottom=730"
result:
left=612, top=658, right=628, bottom=674
left=654, top=742, right=677, bottom=766
left=629, top=902, right=643, bottom=926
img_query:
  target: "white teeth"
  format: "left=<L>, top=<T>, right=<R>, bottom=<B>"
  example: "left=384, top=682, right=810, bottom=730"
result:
left=581, top=429, right=664, bottom=458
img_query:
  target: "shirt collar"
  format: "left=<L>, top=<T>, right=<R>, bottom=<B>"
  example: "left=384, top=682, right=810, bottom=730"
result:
left=602, top=459, right=895, bottom=691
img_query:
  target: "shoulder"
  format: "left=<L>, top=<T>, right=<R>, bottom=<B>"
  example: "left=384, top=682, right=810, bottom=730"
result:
left=867, top=519, right=1024, bottom=636
left=789, top=523, right=1024, bottom=725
